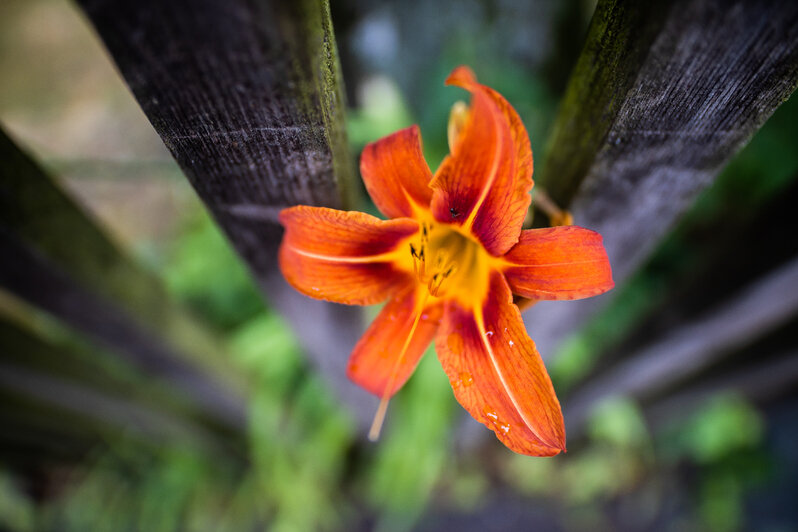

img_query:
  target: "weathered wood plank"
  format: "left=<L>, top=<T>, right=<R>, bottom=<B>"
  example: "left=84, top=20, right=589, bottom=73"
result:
left=564, top=255, right=798, bottom=435
left=0, top=304, right=242, bottom=452
left=0, top=365, right=211, bottom=445
left=526, top=0, right=798, bottom=355
left=77, top=0, right=374, bottom=423
left=646, top=349, right=798, bottom=430
left=572, top=168, right=798, bottom=388
left=0, top=127, right=247, bottom=430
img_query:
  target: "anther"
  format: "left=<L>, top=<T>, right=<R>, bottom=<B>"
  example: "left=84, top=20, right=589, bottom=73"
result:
left=409, top=242, right=426, bottom=279
left=428, top=274, right=442, bottom=297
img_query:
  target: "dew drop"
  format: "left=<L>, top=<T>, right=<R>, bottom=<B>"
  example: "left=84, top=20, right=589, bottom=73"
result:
left=421, top=313, right=429, bottom=321
left=311, top=286, right=320, bottom=292
left=484, top=330, right=494, bottom=339
left=447, top=332, right=464, bottom=355
left=482, top=406, right=510, bottom=435
left=508, top=340, right=515, bottom=347
left=459, top=371, right=473, bottom=387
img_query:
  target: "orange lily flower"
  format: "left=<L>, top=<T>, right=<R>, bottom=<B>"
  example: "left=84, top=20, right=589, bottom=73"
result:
left=279, top=66, right=613, bottom=456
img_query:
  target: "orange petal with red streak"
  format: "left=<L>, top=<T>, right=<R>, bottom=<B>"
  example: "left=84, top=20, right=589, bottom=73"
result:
left=430, top=66, right=533, bottom=256
left=279, top=206, right=417, bottom=305
left=360, top=125, right=434, bottom=219
left=502, top=227, right=614, bottom=300
left=436, top=271, right=565, bottom=456
left=347, top=287, right=441, bottom=397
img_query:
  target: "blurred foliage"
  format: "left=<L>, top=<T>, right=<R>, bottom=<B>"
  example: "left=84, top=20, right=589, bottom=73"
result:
left=364, top=351, right=455, bottom=532
left=162, top=210, right=264, bottom=330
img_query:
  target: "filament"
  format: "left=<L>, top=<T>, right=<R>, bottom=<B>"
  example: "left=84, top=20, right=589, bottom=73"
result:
left=368, top=290, right=431, bottom=441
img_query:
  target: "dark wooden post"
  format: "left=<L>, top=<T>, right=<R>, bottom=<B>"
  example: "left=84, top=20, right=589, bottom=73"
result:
left=525, top=0, right=798, bottom=355
left=77, top=0, right=375, bottom=423
left=0, top=128, right=247, bottom=431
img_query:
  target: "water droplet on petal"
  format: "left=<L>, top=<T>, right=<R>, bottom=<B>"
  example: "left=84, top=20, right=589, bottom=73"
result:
left=421, top=313, right=429, bottom=321
left=482, top=406, right=510, bottom=435
left=459, top=371, right=473, bottom=387
left=447, top=332, right=464, bottom=355
left=485, top=330, right=494, bottom=339
left=508, top=340, right=514, bottom=347
left=311, top=287, right=320, bottom=292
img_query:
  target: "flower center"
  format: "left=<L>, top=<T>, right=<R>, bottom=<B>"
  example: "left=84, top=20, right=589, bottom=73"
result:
left=408, top=221, right=488, bottom=300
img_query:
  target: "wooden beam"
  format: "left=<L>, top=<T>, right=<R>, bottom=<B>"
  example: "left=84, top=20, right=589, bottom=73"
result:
left=0, top=128, right=247, bottom=431
left=0, top=307, right=242, bottom=450
left=574, top=169, right=798, bottom=385
left=526, top=0, right=798, bottom=355
left=0, top=364, right=212, bottom=446
left=77, top=0, right=375, bottom=422
left=564, top=255, right=798, bottom=435
left=645, top=350, right=798, bottom=430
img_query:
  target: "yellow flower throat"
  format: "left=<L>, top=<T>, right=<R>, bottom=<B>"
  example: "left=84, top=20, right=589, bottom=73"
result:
left=405, top=221, right=490, bottom=303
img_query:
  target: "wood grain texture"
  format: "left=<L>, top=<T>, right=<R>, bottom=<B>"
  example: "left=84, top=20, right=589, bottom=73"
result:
left=0, top=128, right=246, bottom=431
left=525, top=0, right=798, bottom=356
left=77, top=0, right=376, bottom=424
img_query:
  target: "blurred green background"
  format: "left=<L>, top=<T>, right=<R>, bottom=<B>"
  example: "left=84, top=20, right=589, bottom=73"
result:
left=1, top=0, right=797, bottom=531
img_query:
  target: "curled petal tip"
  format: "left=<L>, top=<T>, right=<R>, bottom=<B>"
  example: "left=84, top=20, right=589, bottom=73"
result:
left=445, top=65, right=478, bottom=88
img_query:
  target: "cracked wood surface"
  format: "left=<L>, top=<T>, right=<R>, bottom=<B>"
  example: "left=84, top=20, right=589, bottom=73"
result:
left=78, top=0, right=375, bottom=424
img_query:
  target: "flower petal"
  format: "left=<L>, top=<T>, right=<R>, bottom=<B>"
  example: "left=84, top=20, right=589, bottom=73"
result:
left=502, top=227, right=614, bottom=300
left=436, top=271, right=565, bottom=456
left=279, top=206, right=417, bottom=305
left=430, top=66, right=534, bottom=256
left=347, top=287, right=442, bottom=397
left=360, top=125, right=434, bottom=219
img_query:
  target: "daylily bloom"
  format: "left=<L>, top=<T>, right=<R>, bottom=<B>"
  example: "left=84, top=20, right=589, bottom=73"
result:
left=279, top=66, right=613, bottom=456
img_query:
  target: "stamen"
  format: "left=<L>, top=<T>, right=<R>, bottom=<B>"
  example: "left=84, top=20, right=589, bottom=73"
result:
left=427, top=261, right=458, bottom=297
left=368, top=290, right=431, bottom=441
left=428, top=274, right=441, bottom=297
left=410, top=242, right=427, bottom=280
